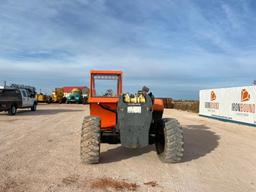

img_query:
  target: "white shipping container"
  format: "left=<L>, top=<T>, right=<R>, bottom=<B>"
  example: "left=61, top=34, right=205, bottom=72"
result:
left=199, top=86, right=256, bottom=126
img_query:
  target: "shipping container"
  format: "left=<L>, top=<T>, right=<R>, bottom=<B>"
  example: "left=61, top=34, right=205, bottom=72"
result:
left=199, top=86, right=256, bottom=126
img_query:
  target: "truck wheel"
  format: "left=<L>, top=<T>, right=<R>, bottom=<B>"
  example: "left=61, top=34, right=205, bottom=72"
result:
left=80, top=116, right=100, bottom=164
left=8, top=105, right=17, bottom=116
left=46, top=98, right=51, bottom=104
left=31, top=103, right=37, bottom=111
left=155, top=118, right=184, bottom=163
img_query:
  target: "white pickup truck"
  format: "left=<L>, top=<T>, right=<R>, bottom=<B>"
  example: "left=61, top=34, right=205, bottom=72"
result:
left=0, top=85, right=37, bottom=115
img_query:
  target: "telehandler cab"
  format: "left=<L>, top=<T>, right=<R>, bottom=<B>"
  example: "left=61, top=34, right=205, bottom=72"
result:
left=80, top=70, right=184, bottom=164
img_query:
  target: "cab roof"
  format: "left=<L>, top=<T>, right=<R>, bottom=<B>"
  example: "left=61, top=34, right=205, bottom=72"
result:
left=90, top=70, right=122, bottom=75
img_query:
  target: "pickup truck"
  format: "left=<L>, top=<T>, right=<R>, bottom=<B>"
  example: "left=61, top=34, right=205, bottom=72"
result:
left=0, top=87, right=37, bottom=115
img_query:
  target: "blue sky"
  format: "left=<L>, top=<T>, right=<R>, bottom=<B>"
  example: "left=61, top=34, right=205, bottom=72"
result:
left=0, top=0, right=256, bottom=99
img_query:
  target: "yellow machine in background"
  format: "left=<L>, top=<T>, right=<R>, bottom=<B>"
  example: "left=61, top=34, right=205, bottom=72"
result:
left=47, top=88, right=65, bottom=104
left=72, top=88, right=82, bottom=94
left=36, top=93, right=48, bottom=103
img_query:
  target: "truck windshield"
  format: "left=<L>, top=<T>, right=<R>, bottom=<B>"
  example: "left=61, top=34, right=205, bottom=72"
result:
left=92, top=75, right=119, bottom=97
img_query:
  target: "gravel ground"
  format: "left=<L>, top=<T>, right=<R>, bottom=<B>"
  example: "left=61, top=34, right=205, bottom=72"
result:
left=0, top=104, right=256, bottom=192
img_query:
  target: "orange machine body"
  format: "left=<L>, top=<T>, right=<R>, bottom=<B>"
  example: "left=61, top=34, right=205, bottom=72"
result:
left=89, top=70, right=164, bottom=130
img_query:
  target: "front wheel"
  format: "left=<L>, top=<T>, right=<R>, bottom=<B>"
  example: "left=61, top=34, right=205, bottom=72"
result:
left=155, top=118, right=184, bottom=163
left=80, top=116, right=101, bottom=164
left=8, top=105, right=17, bottom=116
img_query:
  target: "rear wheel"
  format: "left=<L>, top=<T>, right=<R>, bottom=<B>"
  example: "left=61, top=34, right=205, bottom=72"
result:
left=155, top=118, right=184, bottom=163
left=31, top=103, right=37, bottom=111
left=8, top=105, right=17, bottom=116
left=82, top=98, right=87, bottom=105
left=46, top=97, right=52, bottom=104
left=80, top=116, right=100, bottom=164
left=62, top=97, right=67, bottom=104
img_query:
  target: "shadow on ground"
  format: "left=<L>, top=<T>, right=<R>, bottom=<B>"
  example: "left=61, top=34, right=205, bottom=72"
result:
left=100, top=124, right=220, bottom=163
left=13, top=109, right=83, bottom=116
left=100, top=145, right=155, bottom=164
left=182, top=124, right=220, bottom=162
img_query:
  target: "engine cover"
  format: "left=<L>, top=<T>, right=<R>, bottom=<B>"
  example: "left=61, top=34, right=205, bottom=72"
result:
left=117, top=94, right=153, bottom=148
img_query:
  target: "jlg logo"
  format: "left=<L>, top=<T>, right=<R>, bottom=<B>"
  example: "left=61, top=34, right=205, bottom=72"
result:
left=241, top=89, right=250, bottom=102
left=211, top=91, right=216, bottom=101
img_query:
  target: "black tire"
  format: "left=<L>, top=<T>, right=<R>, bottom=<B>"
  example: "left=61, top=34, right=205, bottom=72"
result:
left=155, top=118, right=184, bottom=163
left=62, top=97, right=67, bottom=104
left=80, top=116, right=100, bottom=164
left=8, top=105, right=17, bottom=116
left=46, top=98, right=52, bottom=104
left=31, top=103, right=37, bottom=111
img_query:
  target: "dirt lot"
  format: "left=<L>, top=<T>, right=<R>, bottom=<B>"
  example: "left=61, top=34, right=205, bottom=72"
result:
left=0, top=104, right=256, bottom=192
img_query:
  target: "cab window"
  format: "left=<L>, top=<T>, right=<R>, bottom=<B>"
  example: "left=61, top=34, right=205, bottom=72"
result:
left=92, top=75, right=119, bottom=97
left=22, top=90, right=27, bottom=97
